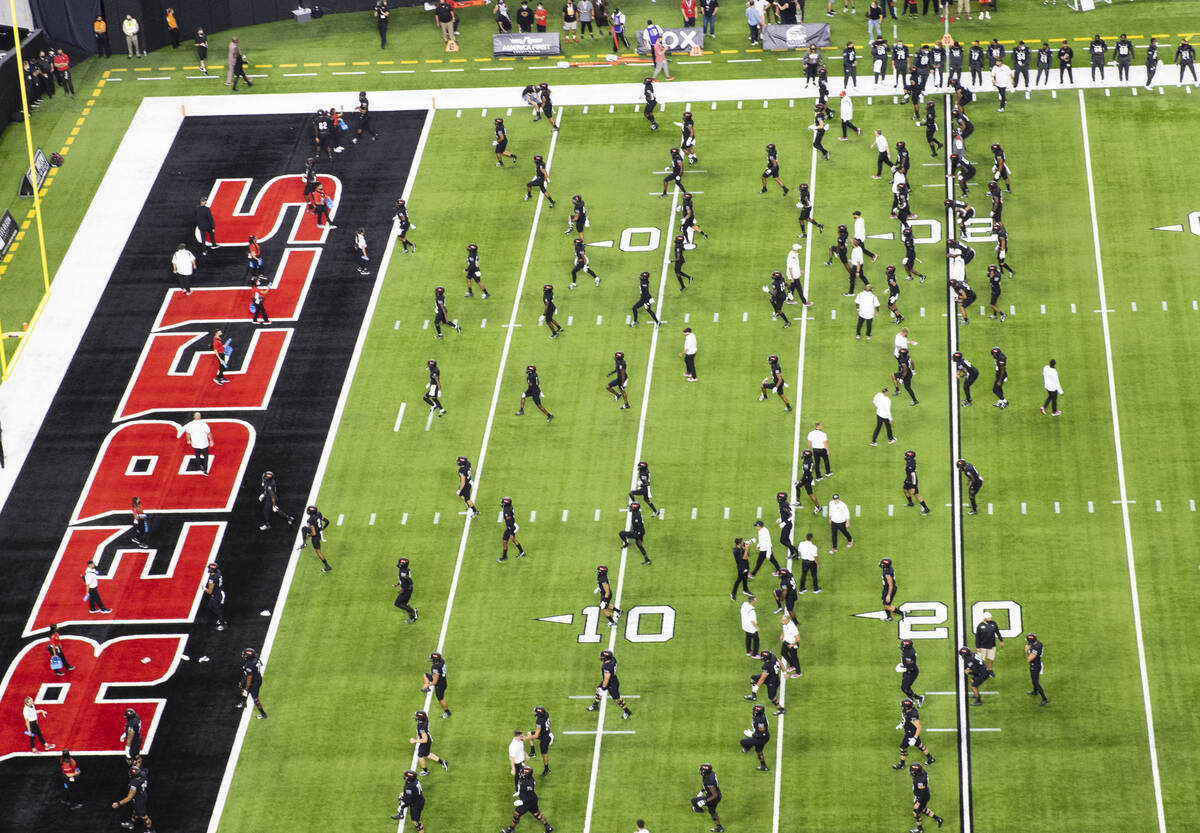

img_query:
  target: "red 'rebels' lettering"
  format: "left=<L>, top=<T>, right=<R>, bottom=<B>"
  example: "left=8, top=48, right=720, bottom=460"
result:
left=0, top=635, right=183, bottom=762
left=206, top=175, right=340, bottom=245
left=154, top=248, right=320, bottom=330
left=73, top=420, right=254, bottom=523
left=116, top=329, right=293, bottom=420
left=25, top=522, right=226, bottom=634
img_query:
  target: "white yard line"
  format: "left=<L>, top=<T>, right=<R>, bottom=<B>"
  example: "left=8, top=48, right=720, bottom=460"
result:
left=206, top=106, right=437, bottom=833
left=943, top=93, right=973, bottom=833
left=1077, top=89, right=1167, bottom=833
left=580, top=181, right=681, bottom=833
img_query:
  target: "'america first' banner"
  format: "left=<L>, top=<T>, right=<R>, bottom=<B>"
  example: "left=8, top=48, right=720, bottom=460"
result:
left=493, top=32, right=562, bottom=57
left=636, top=27, right=704, bottom=55
left=761, top=23, right=832, bottom=51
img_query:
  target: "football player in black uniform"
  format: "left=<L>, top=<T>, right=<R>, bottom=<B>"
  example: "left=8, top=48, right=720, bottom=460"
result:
left=760, top=143, right=789, bottom=195
left=528, top=706, right=553, bottom=773
left=902, top=450, right=930, bottom=513
left=494, top=117, right=518, bottom=166
left=464, top=243, right=490, bottom=298
left=880, top=558, right=903, bottom=622
left=642, top=77, right=658, bottom=130
left=394, top=198, right=416, bottom=253
left=542, top=284, right=563, bottom=338
left=824, top=223, right=849, bottom=271
left=596, top=564, right=621, bottom=627
left=885, top=265, right=904, bottom=323
left=588, top=649, right=633, bottom=718
left=498, top=496, right=528, bottom=561
left=745, top=649, right=785, bottom=715
left=566, top=194, right=588, bottom=240
left=908, top=763, right=944, bottom=831
left=661, top=147, right=685, bottom=197
left=775, top=491, right=798, bottom=559
left=299, top=504, right=333, bottom=572
left=237, top=647, right=268, bottom=718
left=766, top=271, right=792, bottom=329
left=680, top=192, right=708, bottom=244
left=739, top=704, right=771, bottom=771
left=680, top=110, right=698, bottom=163
left=631, top=270, right=661, bottom=327
left=731, top=537, right=751, bottom=599
left=891, top=40, right=910, bottom=88
left=899, top=638, right=922, bottom=703
left=393, top=557, right=418, bottom=622
left=504, top=766, right=553, bottom=833
left=950, top=278, right=976, bottom=326
left=993, top=222, right=1014, bottom=277
left=122, top=708, right=143, bottom=762
left=759, top=354, right=793, bottom=411
left=893, top=698, right=936, bottom=770
left=893, top=347, right=917, bottom=406
left=423, top=359, right=446, bottom=416
left=629, top=460, right=660, bottom=516
left=205, top=562, right=228, bottom=630
left=989, top=346, right=1007, bottom=408
left=795, top=182, right=824, bottom=238
left=390, top=770, right=425, bottom=831
left=619, top=501, right=650, bottom=564
left=691, top=762, right=724, bottom=832
left=1177, top=37, right=1197, bottom=84
left=455, top=455, right=481, bottom=516
left=433, top=286, right=462, bottom=339
left=893, top=139, right=911, bottom=176
left=515, top=365, right=554, bottom=422
left=410, top=710, right=450, bottom=774
left=953, top=351, right=979, bottom=406
left=773, top=567, right=797, bottom=617
left=794, top=449, right=821, bottom=515
left=1025, top=633, right=1048, bottom=705
left=987, top=180, right=1004, bottom=223
left=606, top=350, right=630, bottom=409
left=959, top=646, right=994, bottom=705
left=1144, top=38, right=1159, bottom=88
left=570, top=238, right=599, bottom=288
left=537, top=82, right=559, bottom=130
left=673, top=234, right=693, bottom=290
left=945, top=198, right=974, bottom=239
left=258, top=471, right=295, bottom=530
left=986, top=264, right=1006, bottom=320
left=956, top=459, right=983, bottom=514
left=923, top=101, right=942, bottom=157
left=422, top=652, right=452, bottom=717
left=525, top=154, right=556, bottom=206
left=111, top=762, right=153, bottom=832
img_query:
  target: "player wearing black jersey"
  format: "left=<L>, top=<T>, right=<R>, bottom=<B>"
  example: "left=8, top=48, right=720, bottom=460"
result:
left=989, top=346, right=1007, bottom=407
left=891, top=40, right=910, bottom=88
left=760, top=143, right=789, bottom=195
left=680, top=192, right=708, bottom=244
left=237, top=647, right=268, bottom=718
left=525, top=155, right=556, bottom=206
left=497, top=496, right=528, bottom=561
left=1025, top=633, right=1049, bottom=705
left=1178, top=37, right=1197, bottom=83
left=629, top=460, right=660, bottom=516
left=111, top=762, right=153, bottom=832
left=691, top=762, right=724, bottom=832
left=538, top=82, right=560, bottom=130
left=759, top=354, right=793, bottom=411
left=795, top=183, right=824, bottom=238
left=731, top=537, right=751, bottom=599
left=908, top=763, right=944, bottom=831
left=299, top=504, right=333, bottom=571
left=527, top=706, right=554, bottom=773
left=739, top=704, right=771, bottom=771
left=596, top=564, right=621, bottom=627
left=464, top=243, right=490, bottom=298
left=923, top=102, right=942, bottom=157
left=824, top=223, right=849, bottom=271
left=959, top=646, right=994, bottom=705
left=673, top=234, right=693, bottom=290
left=895, top=184, right=916, bottom=233
left=902, top=450, right=930, bottom=513
left=423, top=359, right=446, bottom=416
left=542, top=284, right=563, bottom=338
left=503, top=766, right=553, bottom=833
left=893, top=348, right=917, bottom=406
left=642, top=77, right=658, bottom=130
left=588, top=649, right=633, bottom=717
left=953, top=351, right=979, bottom=406
left=893, top=698, right=936, bottom=770
left=455, top=455, right=481, bottom=516
left=631, top=271, right=661, bottom=326
left=1088, top=34, right=1107, bottom=82
left=986, top=264, right=1006, bottom=320
left=570, top=238, right=599, bottom=288
left=494, top=117, right=518, bottom=166
left=1144, top=38, right=1159, bottom=89
left=766, top=271, right=792, bottom=329
left=393, top=557, right=418, bottom=622
left=1057, top=40, right=1074, bottom=83
left=987, top=180, right=1004, bottom=223
left=1012, top=40, right=1031, bottom=88
left=894, top=139, right=911, bottom=176
left=410, top=710, right=450, bottom=774
left=566, top=194, right=588, bottom=240
left=945, top=197, right=974, bottom=239
left=898, top=639, right=922, bottom=702
left=744, top=649, right=786, bottom=715
left=993, top=222, right=1014, bottom=277
left=390, top=770, right=425, bottom=831
left=794, top=449, right=821, bottom=514
left=662, top=147, right=685, bottom=196
left=680, top=110, right=698, bottom=163
left=950, top=278, right=976, bottom=326
left=956, top=459, right=983, bottom=514
left=433, top=286, right=462, bottom=339
left=606, top=350, right=630, bottom=409
left=619, top=501, right=650, bottom=563
left=880, top=558, right=903, bottom=622
left=775, top=492, right=798, bottom=560
left=204, top=563, right=227, bottom=630
left=422, top=652, right=452, bottom=717
left=394, top=198, right=416, bottom=253
left=886, top=266, right=904, bottom=323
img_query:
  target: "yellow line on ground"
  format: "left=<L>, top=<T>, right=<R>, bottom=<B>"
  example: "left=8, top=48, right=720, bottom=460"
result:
left=352, top=61, right=371, bottom=65
left=159, top=66, right=176, bottom=70
left=377, top=60, right=395, bottom=64
left=499, top=56, right=516, bottom=60
left=427, top=58, right=443, bottom=63
left=183, top=64, right=199, bottom=69
left=402, top=59, right=419, bottom=64
left=133, top=66, right=150, bottom=71
left=15, top=231, right=24, bottom=241
left=81, top=108, right=90, bottom=115
left=254, top=64, right=273, bottom=68
left=59, top=146, right=70, bottom=155
left=720, top=49, right=737, bottom=54
left=304, top=62, right=321, bottom=67
left=70, top=127, right=79, bottom=136
left=572, top=53, right=590, bottom=58
left=75, top=117, right=85, bottom=126
left=450, top=57, right=467, bottom=62
left=328, top=61, right=346, bottom=66
left=474, top=57, right=492, bottom=61
left=746, top=48, right=763, bottom=53
left=109, top=67, right=126, bottom=72
left=279, top=62, right=298, bottom=67
left=64, top=137, right=75, bottom=146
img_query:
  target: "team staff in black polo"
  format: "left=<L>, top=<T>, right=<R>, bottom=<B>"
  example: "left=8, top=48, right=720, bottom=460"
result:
left=730, top=538, right=751, bottom=600
left=1026, top=633, right=1049, bottom=705
left=973, top=611, right=1003, bottom=672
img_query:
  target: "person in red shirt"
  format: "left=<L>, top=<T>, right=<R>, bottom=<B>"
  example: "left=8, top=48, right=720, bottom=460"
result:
left=52, top=49, right=75, bottom=96
left=60, top=750, right=82, bottom=809
left=681, top=0, right=697, bottom=25
left=308, top=183, right=335, bottom=229
left=246, top=235, right=264, bottom=281
left=47, top=624, right=75, bottom=675
left=534, top=1, right=548, bottom=30
left=212, top=329, right=228, bottom=385
left=252, top=279, right=271, bottom=325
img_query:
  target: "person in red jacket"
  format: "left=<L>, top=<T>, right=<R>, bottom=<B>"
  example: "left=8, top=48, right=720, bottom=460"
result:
left=534, top=1, right=548, bottom=30
left=52, top=49, right=75, bottom=96
left=308, top=183, right=335, bottom=229
left=212, top=329, right=228, bottom=385
left=47, top=624, right=75, bottom=675
left=60, top=750, right=82, bottom=809
left=246, top=235, right=264, bottom=281
left=681, top=0, right=697, bottom=25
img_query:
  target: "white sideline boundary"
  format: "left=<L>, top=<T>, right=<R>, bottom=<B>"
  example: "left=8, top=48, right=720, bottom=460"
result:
left=1077, top=90, right=1167, bottom=833
left=206, top=106, right=438, bottom=833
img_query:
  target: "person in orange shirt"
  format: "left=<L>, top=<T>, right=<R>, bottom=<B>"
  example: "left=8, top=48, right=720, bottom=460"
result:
left=166, top=8, right=181, bottom=48
left=93, top=15, right=110, bottom=57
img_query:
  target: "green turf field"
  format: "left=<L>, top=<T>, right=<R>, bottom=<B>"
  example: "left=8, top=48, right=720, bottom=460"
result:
left=208, top=81, right=1200, bottom=833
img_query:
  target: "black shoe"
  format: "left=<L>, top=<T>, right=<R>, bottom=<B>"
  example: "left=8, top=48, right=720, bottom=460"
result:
left=440, top=759, right=450, bottom=771
left=391, top=814, right=404, bottom=820
left=322, top=563, right=332, bottom=572
left=543, top=766, right=550, bottom=775
left=934, top=816, right=944, bottom=828
left=926, top=755, right=936, bottom=764
left=892, top=762, right=905, bottom=770
left=756, top=764, right=769, bottom=771
left=498, top=554, right=508, bottom=562
left=586, top=703, right=599, bottom=711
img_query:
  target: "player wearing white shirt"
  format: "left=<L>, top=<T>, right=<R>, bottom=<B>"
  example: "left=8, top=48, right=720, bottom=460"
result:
left=872, top=130, right=891, bottom=178
left=785, top=244, right=811, bottom=306
left=807, top=422, right=832, bottom=479
left=179, top=411, right=213, bottom=475
left=750, top=520, right=780, bottom=578
left=1041, top=359, right=1063, bottom=416
left=991, top=61, right=1012, bottom=112
left=870, top=387, right=895, bottom=445
left=851, top=211, right=877, bottom=261
left=780, top=614, right=802, bottom=677
left=508, top=731, right=527, bottom=789
left=854, top=284, right=880, bottom=340
left=796, top=532, right=820, bottom=593
left=838, top=90, right=860, bottom=140
left=740, top=596, right=760, bottom=655
left=848, top=242, right=866, bottom=297
left=827, top=494, right=853, bottom=553
left=170, top=243, right=197, bottom=295
left=893, top=326, right=917, bottom=358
